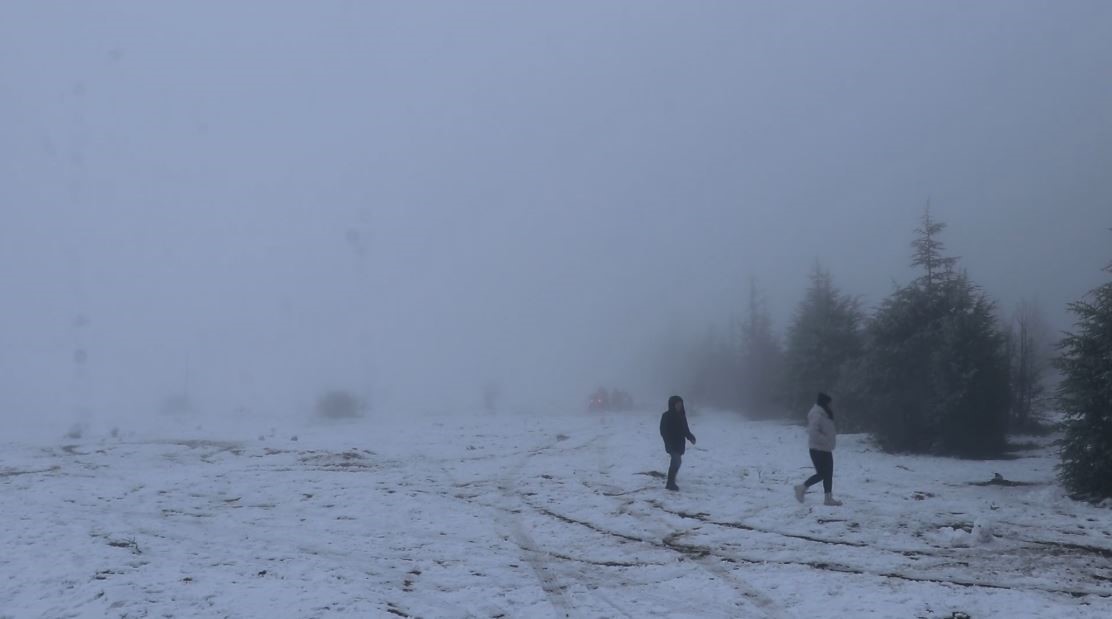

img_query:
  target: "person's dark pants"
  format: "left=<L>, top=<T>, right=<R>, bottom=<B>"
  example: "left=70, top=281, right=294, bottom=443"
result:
left=804, top=449, right=833, bottom=494
left=666, top=453, right=682, bottom=488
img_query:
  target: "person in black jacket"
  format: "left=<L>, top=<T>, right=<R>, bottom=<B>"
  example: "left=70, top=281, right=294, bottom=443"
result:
left=659, top=395, right=696, bottom=491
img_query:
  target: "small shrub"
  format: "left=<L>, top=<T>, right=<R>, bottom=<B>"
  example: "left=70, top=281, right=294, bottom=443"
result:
left=65, top=423, right=84, bottom=440
left=161, top=394, right=194, bottom=415
left=316, top=390, right=366, bottom=419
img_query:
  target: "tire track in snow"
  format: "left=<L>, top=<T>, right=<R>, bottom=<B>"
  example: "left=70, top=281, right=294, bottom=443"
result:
left=495, top=430, right=659, bottom=618
left=645, top=501, right=1112, bottom=598
left=529, top=497, right=1105, bottom=600
left=493, top=433, right=601, bottom=618
left=583, top=415, right=787, bottom=619
left=522, top=496, right=786, bottom=618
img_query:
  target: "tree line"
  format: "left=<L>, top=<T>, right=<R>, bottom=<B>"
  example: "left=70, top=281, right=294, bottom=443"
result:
left=676, top=210, right=1111, bottom=501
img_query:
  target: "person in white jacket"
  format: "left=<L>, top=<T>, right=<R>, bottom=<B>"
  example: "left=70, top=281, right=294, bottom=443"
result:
left=794, top=392, right=843, bottom=506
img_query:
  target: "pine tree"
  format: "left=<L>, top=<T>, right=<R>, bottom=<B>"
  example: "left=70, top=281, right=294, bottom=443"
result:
left=738, top=279, right=786, bottom=417
left=911, top=206, right=959, bottom=292
left=688, top=326, right=741, bottom=410
left=784, top=264, right=864, bottom=418
left=1057, top=258, right=1112, bottom=500
left=859, top=212, right=1010, bottom=456
left=930, top=272, right=1011, bottom=455
left=861, top=282, right=938, bottom=450
left=1007, top=299, right=1051, bottom=432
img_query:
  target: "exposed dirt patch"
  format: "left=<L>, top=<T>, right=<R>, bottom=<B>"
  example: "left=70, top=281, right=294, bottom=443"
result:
left=300, top=449, right=377, bottom=471
left=0, top=466, right=61, bottom=478
left=969, top=474, right=1042, bottom=487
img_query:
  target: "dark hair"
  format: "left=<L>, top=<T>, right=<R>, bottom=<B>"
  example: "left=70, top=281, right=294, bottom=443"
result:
left=817, top=392, right=833, bottom=419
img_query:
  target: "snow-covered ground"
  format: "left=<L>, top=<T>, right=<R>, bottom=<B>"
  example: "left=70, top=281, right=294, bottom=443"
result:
left=2, top=407, right=1110, bottom=618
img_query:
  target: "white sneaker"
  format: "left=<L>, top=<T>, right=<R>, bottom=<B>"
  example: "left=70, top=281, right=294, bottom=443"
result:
left=794, top=484, right=806, bottom=503
left=824, top=494, right=843, bottom=506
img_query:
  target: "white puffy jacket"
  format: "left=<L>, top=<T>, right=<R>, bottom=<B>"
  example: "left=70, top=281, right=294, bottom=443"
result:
left=807, top=404, right=836, bottom=452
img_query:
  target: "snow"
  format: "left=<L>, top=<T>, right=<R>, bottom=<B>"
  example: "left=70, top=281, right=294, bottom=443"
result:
left=2, top=408, right=1110, bottom=618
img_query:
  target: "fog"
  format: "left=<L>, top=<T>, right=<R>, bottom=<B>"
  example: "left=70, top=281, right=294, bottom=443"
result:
left=2, top=1, right=1110, bottom=425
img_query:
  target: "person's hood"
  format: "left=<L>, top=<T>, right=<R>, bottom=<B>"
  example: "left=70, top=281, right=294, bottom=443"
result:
left=667, top=395, right=684, bottom=413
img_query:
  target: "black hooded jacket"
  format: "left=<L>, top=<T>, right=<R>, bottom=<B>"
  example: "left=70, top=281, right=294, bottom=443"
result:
left=660, top=396, right=695, bottom=455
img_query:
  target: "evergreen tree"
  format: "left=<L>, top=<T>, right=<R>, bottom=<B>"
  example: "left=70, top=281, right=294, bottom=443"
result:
left=860, top=210, right=1010, bottom=456
left=1057, top=257, right=1112, bottom=500
left=784, top=264, right=864, bottom=417
left=737, top=280, right=786, bottom=417
left=1007, top=299, right=1051, bottom=432
left=688, top=326, right=741, bottom=410
left=911, top=206, right=959, bottom=292
left=930, top=272, right=1011, bottom=455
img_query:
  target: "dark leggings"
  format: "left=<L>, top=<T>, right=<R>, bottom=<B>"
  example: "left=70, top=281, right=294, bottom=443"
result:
left=667, top=453, right=682, bottom=486
left=804, top=449, right=833, bottom=494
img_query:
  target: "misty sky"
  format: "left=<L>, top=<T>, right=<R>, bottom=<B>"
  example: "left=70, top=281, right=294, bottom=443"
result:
left=2, top=1, right=1110, bottom=421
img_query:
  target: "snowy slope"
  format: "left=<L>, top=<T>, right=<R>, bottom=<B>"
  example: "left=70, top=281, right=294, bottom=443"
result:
left=2, top=408, right=1110, bottom=618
